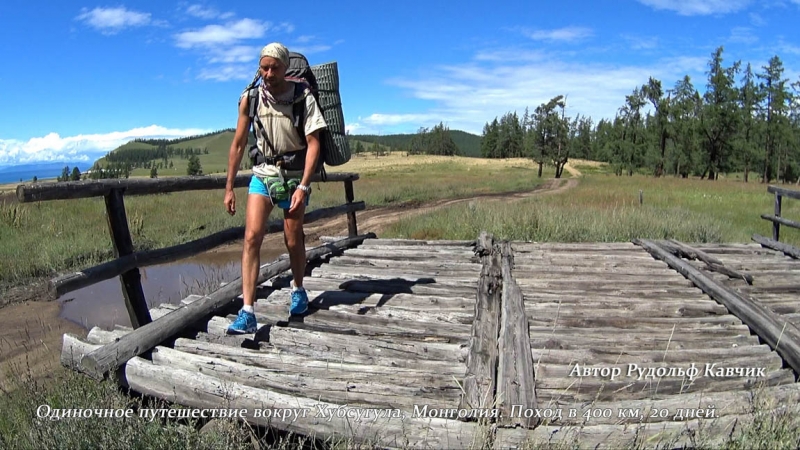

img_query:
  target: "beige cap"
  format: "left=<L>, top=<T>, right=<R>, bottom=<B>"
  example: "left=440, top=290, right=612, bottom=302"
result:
left=259, top=42, right=289, bottom=67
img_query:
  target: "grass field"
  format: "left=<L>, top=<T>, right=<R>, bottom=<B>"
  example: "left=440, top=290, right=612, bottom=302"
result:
left=0, top=153, right=552, bottom=292
left=3, top=153, right=800, bottom=448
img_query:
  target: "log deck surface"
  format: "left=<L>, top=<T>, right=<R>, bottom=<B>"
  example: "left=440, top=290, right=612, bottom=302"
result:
left=61, top=236, right=800, bottom=449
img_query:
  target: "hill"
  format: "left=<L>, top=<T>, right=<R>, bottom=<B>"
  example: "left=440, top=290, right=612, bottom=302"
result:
left=351, top=130, right=482, bottom=157
left=92, top=128, right=483, bottom=177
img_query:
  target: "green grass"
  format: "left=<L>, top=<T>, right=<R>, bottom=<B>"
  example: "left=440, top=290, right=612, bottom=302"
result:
left=384, top=173, right=800, bottom=245
left=0, top=159, right=551, bottom=291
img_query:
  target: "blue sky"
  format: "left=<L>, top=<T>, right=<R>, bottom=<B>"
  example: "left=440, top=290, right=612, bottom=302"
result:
left=0, top=0, right=799, bottom=165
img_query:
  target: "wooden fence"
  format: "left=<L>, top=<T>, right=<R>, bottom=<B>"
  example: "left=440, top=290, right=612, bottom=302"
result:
left=16, top=172, right=364, bottom=328
left=752, top=185, right=800, bottom=258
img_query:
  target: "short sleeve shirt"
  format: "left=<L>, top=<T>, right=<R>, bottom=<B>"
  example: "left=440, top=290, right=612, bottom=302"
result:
left=241, top=80, right=327, bottom=159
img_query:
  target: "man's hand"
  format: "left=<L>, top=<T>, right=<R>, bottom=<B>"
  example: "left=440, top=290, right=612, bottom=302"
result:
left=288, top=188, right=306, bottom=214
left=224, top=189, right=236, bottom=215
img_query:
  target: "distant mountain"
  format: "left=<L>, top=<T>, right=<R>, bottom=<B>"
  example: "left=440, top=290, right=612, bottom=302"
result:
left=91, top=128, right=484, bottom=176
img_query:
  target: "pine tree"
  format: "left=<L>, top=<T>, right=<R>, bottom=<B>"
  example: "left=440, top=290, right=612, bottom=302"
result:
left=187, top=155, right=203, bottom=175
left=70, top=167, right=81, bottom=181
left=150, top=166, right=158, bottom=178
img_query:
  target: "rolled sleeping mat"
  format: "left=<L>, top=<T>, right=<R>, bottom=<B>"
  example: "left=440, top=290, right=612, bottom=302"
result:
left=310, top=61, right=351, bottom=166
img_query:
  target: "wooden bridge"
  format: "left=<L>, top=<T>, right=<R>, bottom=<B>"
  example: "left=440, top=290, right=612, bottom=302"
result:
left=17, top=177, right=800, bottom=448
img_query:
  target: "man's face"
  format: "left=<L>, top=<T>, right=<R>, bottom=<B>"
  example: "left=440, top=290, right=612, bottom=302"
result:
left=259, top=57, right=286, bottom=88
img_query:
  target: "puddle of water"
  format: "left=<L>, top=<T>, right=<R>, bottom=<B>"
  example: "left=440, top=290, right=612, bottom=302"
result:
left=58, top=246, right=287, bottom=330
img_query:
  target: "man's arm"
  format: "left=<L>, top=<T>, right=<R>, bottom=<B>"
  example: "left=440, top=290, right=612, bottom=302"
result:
left=300, top=130, right=321, bottom=187
left=226, top=97, right=252, bottom=191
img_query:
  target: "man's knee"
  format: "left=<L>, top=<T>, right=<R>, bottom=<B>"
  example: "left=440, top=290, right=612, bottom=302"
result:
left=284, top=227, right=305, bottom=250
left=244, top=228, right=264, bottom=250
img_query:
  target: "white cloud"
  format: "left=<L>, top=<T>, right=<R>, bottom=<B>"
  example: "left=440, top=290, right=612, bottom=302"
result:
left=185, top=4, right=228, bottom=20
left=636, top=0, right=752, bottom=15
left=76, top=6, right=151, bottom=34
left=0, top=126, right=211, bottom=165
left=729, top=27, right=758, bottom=44
left=522, top=26, right=593, bottom=43
left=621, top=34, right=659, bottom=50
left=749, top=12, right=767, bottom=26
left=198, top=65, right=254, bottom=82
left=291, top=44, right=332, bottom=55
left=175, top=18, right=270, bottom=48
left=207, top=45, right=259, bottom=63
left=349, top=51, right=709, bottom=136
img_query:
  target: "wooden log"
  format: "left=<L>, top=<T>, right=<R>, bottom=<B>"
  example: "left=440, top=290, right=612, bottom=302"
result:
left=635, top=238, right=800, bottom=376
left=17, top=172, right=359, bottom=202
left=49, top=201, right=366, bottom=298
left=260, top=288, right=476, bottom=311
left=663, top=239, right=724, bottom=265
left=761, top=214, right=800, bottom=231
left=326, top=255, right=482, bottom=270
left=752, top=233, right=800, bottom=259
left=344, top=179, right=357, bottom=237
left=61, top=334, right=479, bottom=448
left=250, top=305, right=472, bottom=342
left=496, top=242, right=537, bottom=428
left=359, top=238, right=475, bottom=247
left=768, top=184, right=800, bottom=200
left=104, top=188, right=151, bottom=328
left=774, top=189, right=782, bottom=241
left=301, top=277, right=477, bottom=297
left=312, top=266, right=480, bottom=282
left=150, top=345, right=460, bottom=410
left=460, top=233, right=501, bottom=413
left=660, top=239, right=754, bottom=284
left=327, top=304, right=474, bottom=324
left=76, top=233, right=376, bottom=380
left=266, top=326, right=468, bottom=363
left=530, top=344, right=776, bottom=365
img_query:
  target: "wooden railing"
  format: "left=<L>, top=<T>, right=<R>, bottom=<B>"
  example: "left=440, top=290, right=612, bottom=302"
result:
left=16, top=173, right=364, bottom=328
left=752, top=185, right=800, bottom=258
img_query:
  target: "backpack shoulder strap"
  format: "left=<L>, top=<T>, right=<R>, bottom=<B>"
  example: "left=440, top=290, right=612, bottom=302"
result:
left=292, top=81, right=309, bottom=143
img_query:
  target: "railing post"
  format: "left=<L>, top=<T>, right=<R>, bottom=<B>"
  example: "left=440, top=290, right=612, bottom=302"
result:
left=774, top=192, right=782, bottom=242
left=344, top=179, right=358, bottom=237
left=105, top=188, right=151, bottom=328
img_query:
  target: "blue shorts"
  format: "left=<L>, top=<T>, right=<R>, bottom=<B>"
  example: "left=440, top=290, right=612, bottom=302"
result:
left=249, top=175, right=310, bottom=210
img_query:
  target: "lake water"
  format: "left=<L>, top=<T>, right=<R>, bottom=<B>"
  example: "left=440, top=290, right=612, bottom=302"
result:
left=0, top=162, right=93, bottom=184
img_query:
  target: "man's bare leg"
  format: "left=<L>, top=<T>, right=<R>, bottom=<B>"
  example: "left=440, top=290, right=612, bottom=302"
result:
left=284, top=200, right=306, bottom=288
left=242, top=193, right=273, bottom=305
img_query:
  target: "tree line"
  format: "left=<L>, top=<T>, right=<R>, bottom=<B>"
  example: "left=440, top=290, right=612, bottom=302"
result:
left=132, top=128, right=234, bottom=147
left=481, top=46, right=800, bottom=182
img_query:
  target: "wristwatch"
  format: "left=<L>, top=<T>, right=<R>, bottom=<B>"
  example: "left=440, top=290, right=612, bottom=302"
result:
left=297, top=184, right=311, bottom=194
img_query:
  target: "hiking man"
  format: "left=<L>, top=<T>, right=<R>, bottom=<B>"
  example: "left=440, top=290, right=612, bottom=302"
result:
left=224, top=42, right=327, bottom=334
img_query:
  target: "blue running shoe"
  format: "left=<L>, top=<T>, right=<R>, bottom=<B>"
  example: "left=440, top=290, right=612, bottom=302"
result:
left=227, top=309, right=257, bottom=334
left=290, top=289, right=308, bottom=315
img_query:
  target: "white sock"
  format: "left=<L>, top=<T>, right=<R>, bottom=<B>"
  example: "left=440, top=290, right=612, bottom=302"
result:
left=291, top=281, right=304, bottom=292
left=242, top=305, right=254, bottom=313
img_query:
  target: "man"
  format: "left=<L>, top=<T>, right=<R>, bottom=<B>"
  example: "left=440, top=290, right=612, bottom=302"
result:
left=224, top=42, right=327, bottom=334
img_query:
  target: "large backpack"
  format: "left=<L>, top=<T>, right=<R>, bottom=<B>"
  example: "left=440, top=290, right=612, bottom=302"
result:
left=244, top=52, right=350, bottom=178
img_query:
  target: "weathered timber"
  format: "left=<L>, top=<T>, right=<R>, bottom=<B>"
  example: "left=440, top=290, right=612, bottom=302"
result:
left=530, top=344, right=776, bottom=365
left=61, top=335, right=478, bottom=448
left=17, top=172, right=359, bottom=202
left=326, top=256, right=482, bottom=270
left=50, top=202, right=366, bottom=298
left=761, top=214, right=800, bottom=231
left=524, top=300, right=729, bottom=317
left=752, top=233, right=800, bottom=259
left=260, top=289, right=476, bottom=311
left=327, top=304, right=474, bottom=324
left=529, top=315, right=749, bottom=330
left=105, top=188, right=151, bottom=328
left=496, top=242, right=537, bottom=428
left=635, top=238, right=800, bottom=376
left=77, top=233, right=375, bottom=380
left=300, top=277, right=477, bottom=297
left=663, top=239, right=724, bottom=265
left=250, top=305, right=473, bottom=342
left=768, top=184, right=800, bottom=200
left=460, top=233, right=501, bottom=413
left=266, top=326, right=468, bottom=363
left=149, top=345, right=460, bottom=410
left=344, top=179, right=358, bottom=237
left=659, top=239, right=754, bottom=284
left=511, top=242, right=642, bottom=251
left=360, top=238, right=475, bottom=247
left=312, top=266, right=480, bottom=282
